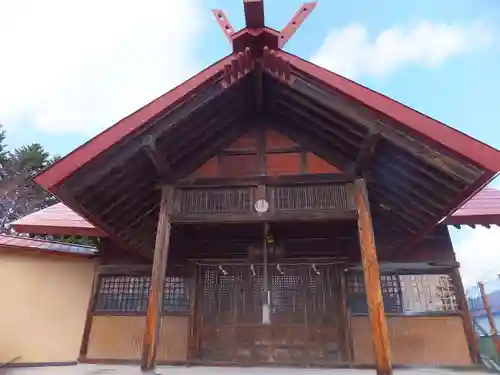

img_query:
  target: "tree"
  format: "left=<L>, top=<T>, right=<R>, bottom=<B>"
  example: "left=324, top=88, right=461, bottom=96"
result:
left=0, top=128, right=93, bottom=246
left=0, top=125, right=7, bottom=166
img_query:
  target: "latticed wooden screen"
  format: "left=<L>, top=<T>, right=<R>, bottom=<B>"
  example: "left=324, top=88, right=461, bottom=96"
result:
left=198, top=263, right=345, bottom=364
left=178, top=187, right=251, bottom=214
left=94, top=274, right=190, bottom=314
left=274, top=184, right=349, bottom=211
left=346, top=272, right=458, bottom=314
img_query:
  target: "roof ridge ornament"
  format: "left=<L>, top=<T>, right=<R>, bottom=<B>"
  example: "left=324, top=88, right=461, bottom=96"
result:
left=212, top=0, right=317, bottom=54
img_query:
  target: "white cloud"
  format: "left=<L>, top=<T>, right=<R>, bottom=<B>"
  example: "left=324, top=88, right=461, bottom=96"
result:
left=311, top=20, right=494, bottom=80
left=451, top=226, right=500, bottom=288
left=0, top=0, right=207, bottom=136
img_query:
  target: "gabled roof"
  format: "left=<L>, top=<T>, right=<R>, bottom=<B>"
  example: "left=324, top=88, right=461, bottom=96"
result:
left=31, top=1, right=500, bottom=258
left=10, top=202, right=106, bottom=237
left=444, top=187, right=500, bottom=227
left=0, top=234, right=96, bottom=257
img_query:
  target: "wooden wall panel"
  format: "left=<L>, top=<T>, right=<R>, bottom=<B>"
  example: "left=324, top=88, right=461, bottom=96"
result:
left=157, top=316, right=189, bottom=362
left=351, top=315, right=471, bottom=366
left=306, top=152, right=341, bottom=174
left=86, top=315, right=189, bottom=362
left=266, top=129, right=296, bottom=149
left=86, top=316, right=145, bottom=360
left=267, top=153, right=302, bottom=176
left=191, top=157, right=219, bottom=179
left=227, top=131, right=257, bottom=150
left=219, top=154, right=258, bottom=177
left=187, top=125, right=345, bottom=180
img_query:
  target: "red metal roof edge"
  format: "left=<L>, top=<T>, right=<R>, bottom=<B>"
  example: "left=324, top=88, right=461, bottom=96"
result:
left=35, top=55, right=233, bottom=191
left=0, top=234, right=97, bottom=258
left=279, top=50, right=500, bottom=172
left=11, top=223, right=106, bottom=238
left=443, top=187, right=500, bottom=225
left=10, top=202, right=107, bottom=237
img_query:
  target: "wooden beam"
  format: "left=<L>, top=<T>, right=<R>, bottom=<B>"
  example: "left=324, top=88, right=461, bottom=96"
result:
left=449, top=268, right=481, bottom=364
left=354, top=179, right=392, bottom=375
left=141, top=186, right=174, bottom=371
left=352, top=131, right=382, bottom=175
left=78, top=269, right=100, bottom=361
left=142, top=135, right=171, bottom=179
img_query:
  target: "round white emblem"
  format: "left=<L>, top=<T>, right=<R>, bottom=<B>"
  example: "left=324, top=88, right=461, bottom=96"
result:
left=254, top=199, right=269, bottom=213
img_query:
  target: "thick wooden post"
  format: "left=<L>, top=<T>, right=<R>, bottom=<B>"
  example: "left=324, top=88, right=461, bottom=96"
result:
left=354, top=179, right=392, bottom=375
left=449, top=268, right=480, bottom=363
left=141, top=186, right=174, bottom=371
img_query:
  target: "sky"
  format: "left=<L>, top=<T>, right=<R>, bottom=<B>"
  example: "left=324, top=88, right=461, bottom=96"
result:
left=1, top=0, right=500, bottom=287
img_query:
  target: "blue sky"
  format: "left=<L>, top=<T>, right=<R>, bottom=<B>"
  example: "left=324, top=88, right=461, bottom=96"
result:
left=1, top=0, right=500, bottom=285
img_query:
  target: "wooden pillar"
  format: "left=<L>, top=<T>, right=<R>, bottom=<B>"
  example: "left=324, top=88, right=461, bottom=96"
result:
left=478, top=281, right=500, bottom=352
left=449, top=268, right=481, bottom=363
left=141, top=186, right=174, bottom=371
left=78, top=267, right=100, bottom=361
left=354, top=179, right=392, bottom=375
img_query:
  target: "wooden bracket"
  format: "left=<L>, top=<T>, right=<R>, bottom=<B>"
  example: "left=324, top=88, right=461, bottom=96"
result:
left=142, top=134, right=171, bottom=179
left=352, top=131, right=382, bottom=175
left=279, top=2, right=317, bottom=48
left=221, top=47, right=254, bottom=88
left=262, top=46, right=293, bottom=84
left=212, top=9, right=235, bottom=43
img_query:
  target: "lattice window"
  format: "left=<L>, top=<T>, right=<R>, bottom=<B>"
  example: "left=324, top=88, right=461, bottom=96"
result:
left=95, top=275, right=150, bottom=313
left=346, top=272, right=458, bottom=314
left=94, top=275, right=190, bottom=314
left=274, top=184, right=348, bottom=211
left=163, top=276, right=190, bottom=313
left=179, top=187, right=251, bottom=214
left=399, top=274, right=458, bottom=313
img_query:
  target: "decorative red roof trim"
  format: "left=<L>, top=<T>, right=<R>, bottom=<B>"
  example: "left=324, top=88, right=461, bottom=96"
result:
left=279, top=51, right=500, bottom=172
left=0, top=234, right=96, bottom=257
left=35, top=56, right=232, bottom=190
left=10, top=203, right=107, bottom=237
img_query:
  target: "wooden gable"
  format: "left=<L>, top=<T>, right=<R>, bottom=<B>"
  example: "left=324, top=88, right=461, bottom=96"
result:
left=190, top=125, right=341, bottom=179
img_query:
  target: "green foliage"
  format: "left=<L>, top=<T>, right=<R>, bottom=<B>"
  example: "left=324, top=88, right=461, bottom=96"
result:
left=0, top=127, right=93, bottom=246
left=0, top=124, right=7, bottom=166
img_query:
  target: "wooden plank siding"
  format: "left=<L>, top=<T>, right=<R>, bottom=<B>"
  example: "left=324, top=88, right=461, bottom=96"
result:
left=190, top=127, right=343, bottom=179
left=351, top=315, right=471, bottom=366
left=86, top=315, right=189, bottom=362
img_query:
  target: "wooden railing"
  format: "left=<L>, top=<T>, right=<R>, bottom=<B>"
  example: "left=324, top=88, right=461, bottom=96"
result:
left=170, top=174, right=357, bottom=223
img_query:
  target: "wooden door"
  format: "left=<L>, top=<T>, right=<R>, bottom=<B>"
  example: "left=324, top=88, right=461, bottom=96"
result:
left=197, top=262, right=346, bottom=365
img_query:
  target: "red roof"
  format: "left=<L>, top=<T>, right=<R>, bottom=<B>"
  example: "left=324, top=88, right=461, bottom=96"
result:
left=444, top=187, right=500, bottom=226
left=10, top=203, right=107, bottom=237
left=0, top=235, right=96, bottom=257
left=35, top=50, right=500, bottom=191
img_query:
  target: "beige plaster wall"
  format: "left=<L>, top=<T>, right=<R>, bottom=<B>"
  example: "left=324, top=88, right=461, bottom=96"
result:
left=0, top=251, right=95, bottom=364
